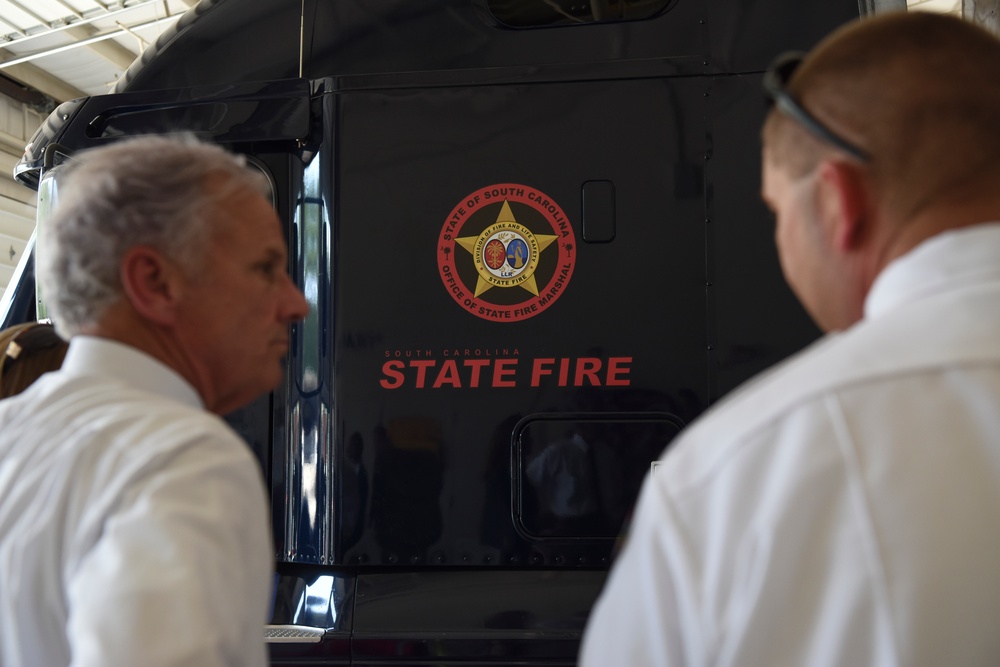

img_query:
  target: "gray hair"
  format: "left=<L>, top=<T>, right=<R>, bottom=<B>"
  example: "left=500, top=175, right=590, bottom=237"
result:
left=37, top=134, right=270, bottom=337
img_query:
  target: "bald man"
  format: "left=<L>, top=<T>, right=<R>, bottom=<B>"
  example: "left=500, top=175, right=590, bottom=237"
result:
left=580, top=12, right=1000, bottom=667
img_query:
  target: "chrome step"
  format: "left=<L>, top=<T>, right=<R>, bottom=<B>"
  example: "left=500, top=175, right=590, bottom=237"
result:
left=265, top=624, right=326, bottom=643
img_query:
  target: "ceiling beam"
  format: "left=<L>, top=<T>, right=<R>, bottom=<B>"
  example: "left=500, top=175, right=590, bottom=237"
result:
left=0, top=0, right=182, bottom=50
left=0, top=73, right=48, bottom=107
left=0, top=175, right=36, bottom=207
left=63, top=25, right=138, bottom=72
left=0, top=15, right=181, bottom=71
left=964, top=0, right=1000, bottom=33
left=0, top=58, right=84, bottom=104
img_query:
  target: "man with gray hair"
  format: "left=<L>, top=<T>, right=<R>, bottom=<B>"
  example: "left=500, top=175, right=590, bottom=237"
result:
left=0, top=135, right=309, bottom=667
left=582, top=11, right=1000, bottom=666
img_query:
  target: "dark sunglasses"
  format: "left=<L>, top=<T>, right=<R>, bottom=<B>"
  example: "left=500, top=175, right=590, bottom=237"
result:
left=763, top=51, right=871, bottom=163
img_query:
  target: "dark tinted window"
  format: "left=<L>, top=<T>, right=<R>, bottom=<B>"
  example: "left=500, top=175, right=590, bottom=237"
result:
left=486, top=0, right=677, bottom=28
left=516, top=415, right=682, bottom=539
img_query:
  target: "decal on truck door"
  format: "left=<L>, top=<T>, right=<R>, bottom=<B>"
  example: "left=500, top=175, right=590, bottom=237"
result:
left=438, top=184, right=576, bottom=322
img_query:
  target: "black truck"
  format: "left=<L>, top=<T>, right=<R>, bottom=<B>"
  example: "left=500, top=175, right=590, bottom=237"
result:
left=2, top=0, right=873, bottom=664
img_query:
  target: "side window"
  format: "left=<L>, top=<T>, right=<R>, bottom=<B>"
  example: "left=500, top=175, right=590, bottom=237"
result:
left=484, top=0, right=678, bottom=28
left=862, top=0, right=960, bottom=14
left=905, top=0, right=960, bottom=13
left=515, top=415, right=683, bottom=540
left=33, top=165, right=65, bottom=322
left=244, top=157, right=277, bottom=208
left=868, top=3, right=995, bottom=35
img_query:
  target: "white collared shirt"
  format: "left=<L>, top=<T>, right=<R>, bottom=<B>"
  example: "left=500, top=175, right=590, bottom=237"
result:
left=580, top=223, right=1000, bottom=666
left=0, top=337, right=272, bottom=667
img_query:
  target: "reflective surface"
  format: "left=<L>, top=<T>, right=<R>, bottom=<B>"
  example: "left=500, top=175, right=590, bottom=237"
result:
left=352, top=570, right=605, bottom=665
left=515, top=414, right=683, bottom=540
left=268, top=569, right=353, bottom=665
left=115, top=0, right=858, bottom=92
left=0, top=240, right=34, bottom=330
left=299, top=65, right=715, bottom=571
left=277, top=149, right=336, bottom=565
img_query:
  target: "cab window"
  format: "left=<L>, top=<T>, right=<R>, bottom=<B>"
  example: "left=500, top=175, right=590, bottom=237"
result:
left=485, top=0, right=677, bottom=28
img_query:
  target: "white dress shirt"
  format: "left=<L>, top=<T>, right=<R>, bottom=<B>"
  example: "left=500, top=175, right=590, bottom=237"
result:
left=580, top=223, right=1000, bottom=666
left=0, top=337, right=272, bottom=667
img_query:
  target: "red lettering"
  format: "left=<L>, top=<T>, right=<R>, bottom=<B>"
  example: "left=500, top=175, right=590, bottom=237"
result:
left=379, top=355, right=633, bottom=390
left=464, top=359, right=490, bottom=388
left=575, top=358, right=602, bottom=386
left=411, top=360, right=435, bottom=388
left=380, top=360, right=405, bottom=389
left=531, top=358, right=555, bottom=387
left=606, top=357, right=632, bottom=386
left=493, top=359, right=517, bottom=387
left=432, top=359, right=461, bottom=388
left=558, top=358, right=570, bottom=387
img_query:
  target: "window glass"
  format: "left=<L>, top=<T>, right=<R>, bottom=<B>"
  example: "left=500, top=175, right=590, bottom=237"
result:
left=485, top=0, right=677, bottom=28
left=244, top=158, right=277, bottom=208
left=516, top=415, right=682, bottom=539
left=906, top=0, right=961, bottom=14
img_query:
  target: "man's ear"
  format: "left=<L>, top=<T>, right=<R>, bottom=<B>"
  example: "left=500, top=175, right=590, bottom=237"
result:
left=815, top=159, right=872, bottom=253
left=119, top=246, right=183, bottom=325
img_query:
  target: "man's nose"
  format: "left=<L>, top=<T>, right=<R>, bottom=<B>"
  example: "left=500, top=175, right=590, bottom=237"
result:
left=281, top=275, right=310, bottom=322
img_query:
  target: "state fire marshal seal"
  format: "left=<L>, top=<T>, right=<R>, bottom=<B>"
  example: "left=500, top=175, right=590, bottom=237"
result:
left=438, top=184, right=576, bottom=322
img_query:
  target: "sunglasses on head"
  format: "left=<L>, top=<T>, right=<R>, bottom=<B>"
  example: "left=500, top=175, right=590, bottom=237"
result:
left=763, top=51, right=871, bottom=163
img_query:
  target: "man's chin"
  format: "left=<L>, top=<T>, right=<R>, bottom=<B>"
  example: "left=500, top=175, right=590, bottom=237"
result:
left=216, top=375, right=283, bottom=415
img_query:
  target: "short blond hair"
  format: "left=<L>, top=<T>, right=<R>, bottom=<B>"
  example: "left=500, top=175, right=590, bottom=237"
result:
left=763, top=12, right=1000, bottom=219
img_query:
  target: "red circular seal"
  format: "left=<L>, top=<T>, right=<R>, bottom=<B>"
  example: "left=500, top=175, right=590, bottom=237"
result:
left=437, top=184, right=576, bottom=323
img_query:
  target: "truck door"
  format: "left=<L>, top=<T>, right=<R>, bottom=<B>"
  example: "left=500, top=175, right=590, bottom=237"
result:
left=268, top=61, right=711, bottom=664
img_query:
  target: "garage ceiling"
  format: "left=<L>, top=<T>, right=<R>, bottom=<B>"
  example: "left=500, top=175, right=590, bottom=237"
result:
left=0, top=0, right=195, bottom=104
left=0, top=1, right=196, bottom=295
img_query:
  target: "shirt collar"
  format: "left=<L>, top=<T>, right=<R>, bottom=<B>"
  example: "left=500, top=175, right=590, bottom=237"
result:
left=61, top=336, right=204, bottom=409
left=865, top=222, right=1000, bottom=320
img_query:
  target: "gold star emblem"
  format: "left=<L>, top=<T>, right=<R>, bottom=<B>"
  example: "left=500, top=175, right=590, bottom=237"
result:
left=456, top=200, right=557, bottom=297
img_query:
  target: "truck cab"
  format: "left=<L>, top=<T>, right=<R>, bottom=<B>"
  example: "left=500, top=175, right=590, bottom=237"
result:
left=3, top=0, right=860, bottom=663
